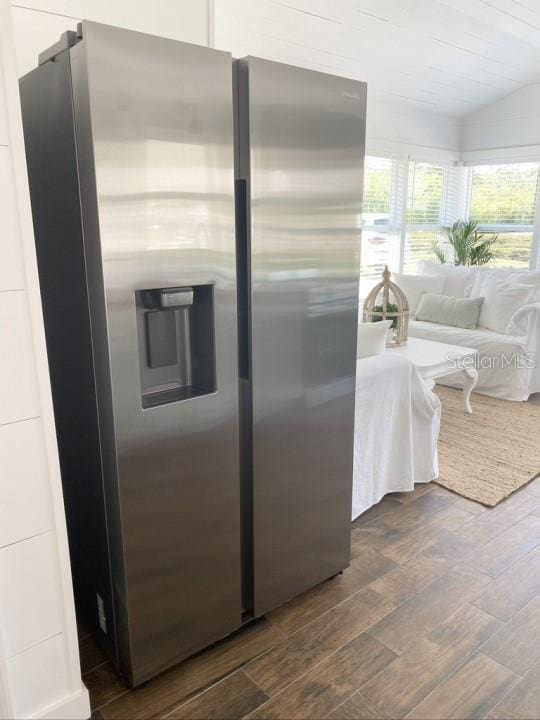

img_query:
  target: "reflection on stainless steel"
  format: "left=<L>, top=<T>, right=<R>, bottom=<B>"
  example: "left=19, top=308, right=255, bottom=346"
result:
left=20, top=22, right=241, bottom=686
left=235, top=57, right=366, bottom=616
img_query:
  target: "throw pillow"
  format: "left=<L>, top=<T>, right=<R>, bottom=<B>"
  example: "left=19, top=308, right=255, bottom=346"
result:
left=470, top=274, right=536, bottom=334
left=415, top=293, right=484, bottom=329
left=474, top=268, right=540, bottom=301
left=357, top=320, right=392, bottom=359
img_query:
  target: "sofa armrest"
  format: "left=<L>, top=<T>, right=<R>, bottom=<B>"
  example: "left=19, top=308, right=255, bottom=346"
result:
left=507, top=302, right=540, bottom=352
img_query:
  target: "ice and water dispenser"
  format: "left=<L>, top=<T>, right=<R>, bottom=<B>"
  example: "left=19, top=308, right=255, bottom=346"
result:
left=136, top=284, right=216, bottom=408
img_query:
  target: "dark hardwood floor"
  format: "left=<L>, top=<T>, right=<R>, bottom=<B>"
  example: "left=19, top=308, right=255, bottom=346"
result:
left=81, top=478, right=540, bottom=720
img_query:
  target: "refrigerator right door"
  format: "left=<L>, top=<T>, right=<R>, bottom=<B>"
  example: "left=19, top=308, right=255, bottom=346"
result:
left=238, top=57, right=366, bottom=616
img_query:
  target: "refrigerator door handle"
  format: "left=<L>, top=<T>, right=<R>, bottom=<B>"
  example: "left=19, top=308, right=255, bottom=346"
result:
left=235, top=178, right=251, bottom=382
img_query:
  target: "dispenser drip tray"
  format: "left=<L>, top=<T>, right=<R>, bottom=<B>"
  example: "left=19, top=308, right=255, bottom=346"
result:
left=142, top=384, right=213, bottom=409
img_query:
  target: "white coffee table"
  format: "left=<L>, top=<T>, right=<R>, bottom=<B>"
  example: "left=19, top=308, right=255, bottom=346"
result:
left=389, top=337, right=479, bottom=413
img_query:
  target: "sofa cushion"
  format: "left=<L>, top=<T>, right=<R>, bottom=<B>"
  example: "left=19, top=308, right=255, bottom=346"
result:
left=470, top=273, right=536, bottom=334
left=392, top=272, right=444, bottom=315
left=416, top=261, right=477, bottom=298
left=409, top=319, right=526, bottom=349
left=415, top=293, right=484, bottom=329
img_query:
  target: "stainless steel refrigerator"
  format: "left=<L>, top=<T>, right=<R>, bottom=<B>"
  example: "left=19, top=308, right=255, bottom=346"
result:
left=20, top=23, right=366, bottom=687
left=20, top=22, right=242, bottom=686
left=234, top=57, right=366, bottom=615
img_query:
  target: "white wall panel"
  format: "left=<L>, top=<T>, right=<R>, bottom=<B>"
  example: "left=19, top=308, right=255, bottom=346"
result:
left=366, top=100, right=461, bottom=159
left=7, top=634, right=69, bottom=719
left=0, top=532, right=63, bottom=657
left=0, top=418, right=53, bottom=548
left=11, top=7, right=78, bottom=77
left=0, top=146, right=25, bottom=290
left=13, top=0, right=209, bottom=44
left=12, top=0, right=209, bottom=76
left=0, top=290, right=39, bottom=425
left=462, top=83, right=540, bottom=157
left=0, top=60, right=7, bottom=144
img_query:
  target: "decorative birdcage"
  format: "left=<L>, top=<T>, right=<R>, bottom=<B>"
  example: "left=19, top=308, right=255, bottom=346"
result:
left=363, top=266, right=409, bottom=347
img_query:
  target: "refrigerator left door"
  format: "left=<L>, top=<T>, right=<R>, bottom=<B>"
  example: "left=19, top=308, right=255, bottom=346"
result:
left=25, top=22, right=242, bottom=686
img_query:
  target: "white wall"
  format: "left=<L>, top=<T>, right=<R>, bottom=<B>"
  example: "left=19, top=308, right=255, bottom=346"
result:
left=11, top=0, right=211, bottom=76
left=462, top=83, right=540, bottom=163
left=366, top=99, right=460, bottom=161
left=0, top=3, right=89, bottom=718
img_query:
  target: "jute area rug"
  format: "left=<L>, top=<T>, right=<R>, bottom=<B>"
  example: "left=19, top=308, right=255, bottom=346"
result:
left=434, top=386, right=540, bottom=507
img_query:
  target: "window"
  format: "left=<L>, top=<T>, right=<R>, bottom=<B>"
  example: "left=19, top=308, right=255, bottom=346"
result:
left=406, top=162, right=444, bottom=225
left=360, top=157, right=402, bottom=297
left=469, top=162, right=540, bottom=268
left=363, top=156, right=393, bottom=225
left=359, top=157, right=540, bottom=285
left=403, top=162, right=447, bottom=273
left=361, top=157, right=459, bottom=291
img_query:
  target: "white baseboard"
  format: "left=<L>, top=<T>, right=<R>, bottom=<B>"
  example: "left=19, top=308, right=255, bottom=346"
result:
left=30, top=686, right=90, bottom=720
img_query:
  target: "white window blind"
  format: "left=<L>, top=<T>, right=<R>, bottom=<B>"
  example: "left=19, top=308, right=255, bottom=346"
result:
left=469, top=162, right=540, bottom=268
left=360, top=156, right=402, bottom=297
left=360, top=157, right=464, bottom=287
left=470, top=163, right=539, bottom=225
left=363, top=156, right=394, bottom=226
left=406, top=162, right=445, bottom=225
left=403, top=161, right=447, bottom=272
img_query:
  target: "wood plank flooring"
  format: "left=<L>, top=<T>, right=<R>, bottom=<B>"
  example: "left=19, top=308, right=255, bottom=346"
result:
left=84, top=478, right=540, bottom=720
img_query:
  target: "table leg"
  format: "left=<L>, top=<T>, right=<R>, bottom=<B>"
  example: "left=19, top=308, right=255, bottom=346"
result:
left=462, top=368, right=478, bottom=414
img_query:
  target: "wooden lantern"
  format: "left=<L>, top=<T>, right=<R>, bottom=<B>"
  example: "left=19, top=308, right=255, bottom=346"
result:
left=362, top=266, right=409, bottom=346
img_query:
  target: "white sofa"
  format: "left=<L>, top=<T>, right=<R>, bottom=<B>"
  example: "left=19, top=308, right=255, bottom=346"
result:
left=405, top=262, right=540, bottom=401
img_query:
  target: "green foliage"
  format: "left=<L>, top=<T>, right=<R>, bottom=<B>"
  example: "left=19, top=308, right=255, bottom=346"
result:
left=371, top=303, right=399, bottom=329
left=407, top=163, right=444, bottom=224
left=433, top=219, right=496, bottom=266
left=489, top=232, right=533, bottom=268
left=433, top=242, right=447, bottom=264
left=470, top=164, right=539, bottom=224
left=363, top=160, right=392, bottom=223
left=364, top=167, right=391, bottom=214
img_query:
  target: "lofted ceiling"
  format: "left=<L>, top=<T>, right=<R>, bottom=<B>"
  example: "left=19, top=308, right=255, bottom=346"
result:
left=214, top=0, right=540, bottom=117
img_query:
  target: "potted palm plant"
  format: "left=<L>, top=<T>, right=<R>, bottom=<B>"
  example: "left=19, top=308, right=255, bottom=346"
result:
left=433, top=219, right=496, bottom=266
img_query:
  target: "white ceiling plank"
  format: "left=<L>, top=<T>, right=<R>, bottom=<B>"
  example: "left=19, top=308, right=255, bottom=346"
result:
left=215, top=0, right=540, bottom=117
left=439, top=0, right=540, bottom=45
